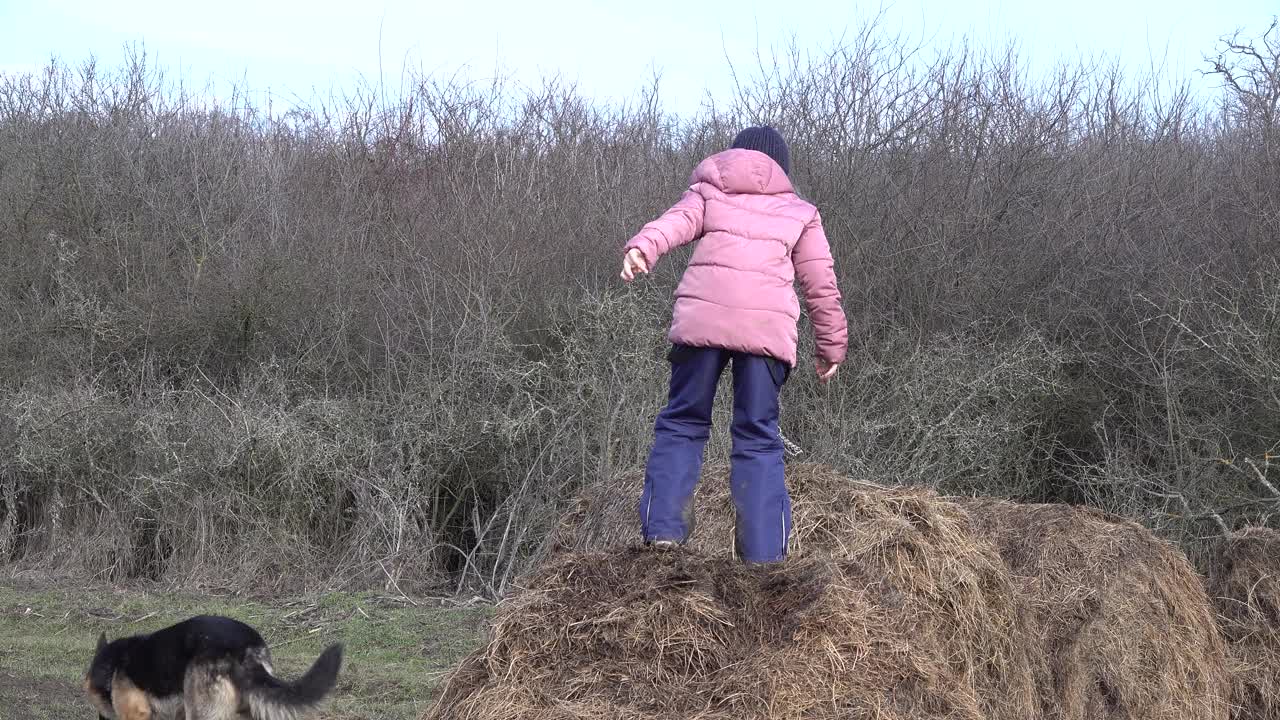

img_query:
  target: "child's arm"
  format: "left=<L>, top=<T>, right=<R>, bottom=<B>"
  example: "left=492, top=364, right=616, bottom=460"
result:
left=793, top=209, right=848, bottom=379
left=622, top=188, right=707, bottom=275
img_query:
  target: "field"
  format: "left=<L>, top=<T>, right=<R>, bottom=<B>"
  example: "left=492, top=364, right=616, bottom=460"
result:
left=1, top=13, right=1279, bottom=719
left=0, top=581, right=490, bottom=720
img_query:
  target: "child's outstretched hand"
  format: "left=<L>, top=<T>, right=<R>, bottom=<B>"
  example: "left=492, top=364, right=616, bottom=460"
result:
left=816, top=359, right=840, bottom=383
left=621, top=248, right=649, bottom=282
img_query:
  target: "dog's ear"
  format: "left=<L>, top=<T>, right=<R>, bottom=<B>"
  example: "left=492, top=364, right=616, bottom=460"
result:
left=96, top=632, right=107, bottom=652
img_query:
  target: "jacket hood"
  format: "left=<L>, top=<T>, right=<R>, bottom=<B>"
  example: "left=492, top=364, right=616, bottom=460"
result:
left=690, top=149, right=794, bottom=195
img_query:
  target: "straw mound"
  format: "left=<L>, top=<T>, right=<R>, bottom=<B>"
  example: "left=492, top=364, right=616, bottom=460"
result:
left=1208, top=526, right=1280, bottom=720
left=961, top=498, right=1231, bottom=720
left=426, top=471, right=1037, bottom=720
left=432, top=464, right=1230, bottom=719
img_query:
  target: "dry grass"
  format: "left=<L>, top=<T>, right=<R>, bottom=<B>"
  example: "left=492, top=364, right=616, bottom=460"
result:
left=1208, top=527, right=1280, bottom=720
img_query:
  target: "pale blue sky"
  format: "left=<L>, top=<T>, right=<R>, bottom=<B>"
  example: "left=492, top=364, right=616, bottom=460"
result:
left=0, top=0, right=1274, bottom=115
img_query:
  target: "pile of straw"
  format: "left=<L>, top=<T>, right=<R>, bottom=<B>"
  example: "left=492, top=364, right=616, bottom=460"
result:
left=963, top=498, right=1230, bottom=720
left=1208, top=526, right=1280, bottom=720
left=428, top=466, right=1035, bottom=719
left=429, top=464, right=1232, bottom=720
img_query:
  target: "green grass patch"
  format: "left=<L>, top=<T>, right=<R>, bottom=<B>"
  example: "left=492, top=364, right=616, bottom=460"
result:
left=0, top=582, right=491, bottom=720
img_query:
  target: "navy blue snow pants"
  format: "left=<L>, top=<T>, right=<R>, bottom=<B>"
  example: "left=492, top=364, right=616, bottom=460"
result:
left=637, top=344, right=792, bottom=563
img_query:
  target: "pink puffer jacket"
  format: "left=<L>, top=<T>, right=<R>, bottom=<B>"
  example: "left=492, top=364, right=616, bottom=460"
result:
left=625, top=149, right=848, bottom=368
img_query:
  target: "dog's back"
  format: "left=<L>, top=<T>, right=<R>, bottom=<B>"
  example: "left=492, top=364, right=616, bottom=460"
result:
left=129, top=615, right=268, bottom=693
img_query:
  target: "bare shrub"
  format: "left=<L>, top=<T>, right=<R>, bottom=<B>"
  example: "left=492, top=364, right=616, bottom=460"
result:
left=1, top=19, right=1278, bottom=593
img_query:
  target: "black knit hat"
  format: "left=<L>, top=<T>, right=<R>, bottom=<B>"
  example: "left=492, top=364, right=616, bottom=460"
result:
left=731, top=126, right=790, bottom=175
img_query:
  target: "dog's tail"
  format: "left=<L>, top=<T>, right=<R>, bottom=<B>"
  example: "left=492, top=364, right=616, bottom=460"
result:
left=240, top=643, right=344, bottom=720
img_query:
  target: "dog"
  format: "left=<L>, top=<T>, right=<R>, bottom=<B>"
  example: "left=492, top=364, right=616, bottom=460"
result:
left=83, top=614, right=343, bottom=720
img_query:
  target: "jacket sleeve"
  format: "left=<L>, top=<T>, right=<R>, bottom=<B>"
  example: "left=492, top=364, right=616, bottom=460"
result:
left=624, top=187, right=706, bottom=269
left=793, top=209, right=848, bottom=365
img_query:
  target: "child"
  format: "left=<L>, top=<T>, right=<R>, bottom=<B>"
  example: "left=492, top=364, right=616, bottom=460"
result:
left=620, top=126, right=848, bottom=564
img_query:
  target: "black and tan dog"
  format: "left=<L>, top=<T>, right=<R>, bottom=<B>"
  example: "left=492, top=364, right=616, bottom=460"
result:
left=83, top=614, right=343, bottom=720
